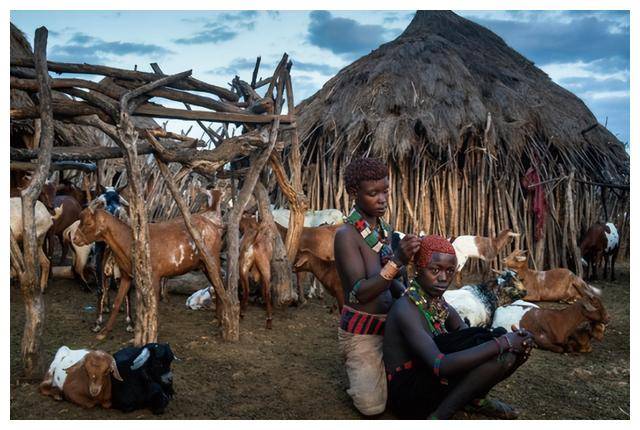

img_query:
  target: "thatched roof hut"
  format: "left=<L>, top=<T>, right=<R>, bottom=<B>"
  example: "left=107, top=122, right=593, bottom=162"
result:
left=290, top=11, right=629, bottom=270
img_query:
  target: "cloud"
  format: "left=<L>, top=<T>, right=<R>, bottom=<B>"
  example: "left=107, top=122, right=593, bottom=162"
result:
left=462, top=11, right=629, bottom=65
left=382, top=11, right=415, bottom=23
left=206, top=57, right=269, bottom=76
left=540, top=59, right=629, bottom=83
left=292, top=60, right=338, bottom=75
left=49, top=32, right=174, bottom=64
left=306, top=11, right=389, bottom=58
left=174, top=25, right=238, bottom=45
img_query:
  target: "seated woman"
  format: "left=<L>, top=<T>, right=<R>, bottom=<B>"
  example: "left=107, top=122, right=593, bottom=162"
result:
left=383, top=235, right=533, bottom=419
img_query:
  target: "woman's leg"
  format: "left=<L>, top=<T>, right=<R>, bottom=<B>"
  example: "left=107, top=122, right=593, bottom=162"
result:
left=431, top=352, right=520, bottom=419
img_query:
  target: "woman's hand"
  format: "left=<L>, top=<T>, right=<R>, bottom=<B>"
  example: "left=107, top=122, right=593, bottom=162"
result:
left=393, top=234, right=422, bottom=265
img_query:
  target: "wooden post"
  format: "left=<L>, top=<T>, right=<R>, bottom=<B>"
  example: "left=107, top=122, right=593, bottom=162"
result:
left=224, top=55, right=288, bottom=341
left=18, top=27, right=55, bottom=379
left=147, top=132, right=234, bottom=337
left=113, top=70, right=192, bottom=345
left=567, top=171, right=582, bottom=277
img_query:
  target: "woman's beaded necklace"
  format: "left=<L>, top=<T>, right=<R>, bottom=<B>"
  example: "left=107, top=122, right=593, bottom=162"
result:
left=405, top=280, right=449, bottom=335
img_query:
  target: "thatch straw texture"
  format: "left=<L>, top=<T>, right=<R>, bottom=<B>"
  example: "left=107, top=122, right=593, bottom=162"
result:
left=286, top=11, right=629, bottom=270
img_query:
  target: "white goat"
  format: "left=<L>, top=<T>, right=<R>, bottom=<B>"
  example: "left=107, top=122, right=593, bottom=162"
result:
left=271, top=207, right=344, bottom=227
left=444, top=270, right=527, bottom=328
left=10, top=197, right=61, bottom=291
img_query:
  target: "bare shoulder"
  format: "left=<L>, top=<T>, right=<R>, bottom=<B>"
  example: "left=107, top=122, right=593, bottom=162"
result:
left=334, top=223, right=359, bottom=244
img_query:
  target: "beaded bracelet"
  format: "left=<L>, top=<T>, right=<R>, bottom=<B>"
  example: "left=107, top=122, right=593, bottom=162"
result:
left=504, top=335, right=513, bottom=351
left=380, top=260, right=401, bottom=280
left=433, top=353, right=445, bottom=377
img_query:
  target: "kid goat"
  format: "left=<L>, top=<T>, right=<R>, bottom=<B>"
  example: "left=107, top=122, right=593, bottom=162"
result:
left=451, top=228, right=519, bottom=284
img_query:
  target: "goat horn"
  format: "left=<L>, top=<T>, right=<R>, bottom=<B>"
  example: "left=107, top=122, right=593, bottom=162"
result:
left=491, top=268, right=502, bottom=275
left=118, top=195, right=130, bottom=207
left=508, top=232, right=520, bottom=237
left=52, top=205, right=63, bottom=221
left=130, top=347, right=150, bottom=370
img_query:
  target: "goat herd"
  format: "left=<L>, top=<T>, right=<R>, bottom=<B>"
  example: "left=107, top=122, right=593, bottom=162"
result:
left=10, top=176, right=621, bottom=416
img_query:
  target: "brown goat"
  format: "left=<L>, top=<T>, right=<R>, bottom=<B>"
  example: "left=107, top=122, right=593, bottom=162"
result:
left=292, top=249, right=344, bottom=313
left=48, top=195, right=83, bottom=263
left=239, top=214, right=275, bottom=328
left=39, top=347, right=122, bottom=409
left=502, top=249, right=588, bottom=302
left=275, top=223, right=340, bottom=300
left=566, top=321, right=607, bottom=353
left=519, top=288, right=609, bottom=353
left=580, top=222, right=620, bottom=281
left=74, top=207, right=224, bottom=339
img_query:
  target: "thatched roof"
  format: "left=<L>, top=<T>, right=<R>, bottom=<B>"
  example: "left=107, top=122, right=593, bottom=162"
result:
left=296, top=11, right=629, bottom=183
left=10, top=23, right=160, bottom=149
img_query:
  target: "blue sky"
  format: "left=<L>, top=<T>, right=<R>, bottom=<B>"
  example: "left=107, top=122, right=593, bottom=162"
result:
left=10, top=10, right=630, bottom=145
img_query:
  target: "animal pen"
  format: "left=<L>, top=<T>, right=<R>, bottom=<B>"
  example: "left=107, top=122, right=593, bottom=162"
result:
left=10, top=24, right=308, bottom=378
left=281, top=11, right=629, bottom=274
left=9, top=11, right=629, bottom=383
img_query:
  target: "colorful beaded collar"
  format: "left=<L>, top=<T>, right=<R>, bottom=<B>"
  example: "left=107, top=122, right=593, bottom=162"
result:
left=345, top=206, right=392, bottom=254
left=405, top=280, right=449, bottom=335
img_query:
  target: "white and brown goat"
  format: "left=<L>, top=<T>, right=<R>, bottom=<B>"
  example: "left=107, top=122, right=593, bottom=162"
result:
left=451, top=228, right=519, bottom=284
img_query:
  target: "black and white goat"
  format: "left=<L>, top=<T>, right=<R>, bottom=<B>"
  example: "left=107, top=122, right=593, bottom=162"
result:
left=444, top=269, right=527, bottom=328
left=111, top=343, right=176, bottom=415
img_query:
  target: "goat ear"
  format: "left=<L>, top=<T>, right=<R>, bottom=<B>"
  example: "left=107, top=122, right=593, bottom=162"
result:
left=582, top=300, right=597, bottom=312
left=63, top=356, right=85, bottom=374
left=130, top=347, right=150, bottom=370
left=110, top=357, right=123, bottom=381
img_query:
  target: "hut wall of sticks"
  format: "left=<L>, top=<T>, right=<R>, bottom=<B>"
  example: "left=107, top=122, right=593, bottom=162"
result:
left=10, top=23, right=307, bottom=377
left=281, top=11, right=630, bottom=273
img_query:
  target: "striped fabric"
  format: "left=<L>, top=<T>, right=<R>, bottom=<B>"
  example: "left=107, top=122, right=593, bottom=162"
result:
left=340, top=306, right=386, bottom=335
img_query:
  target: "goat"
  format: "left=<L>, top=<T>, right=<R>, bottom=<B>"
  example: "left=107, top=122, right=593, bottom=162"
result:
left=239, top=214, right=275, bottom=328
left=292, top=249, right=344, bottom=312
left=111, top=343, right=176, bottom=414
left=73, top=207, right=224, bottom=339
left=48, top=194, right=83, bottom=264
left=186, top=287, right=214, bottom=310
left=10, top=197, right=61, bottom=292
left=39, top=346, right=122, bottom=409
left=444, top=269, right=527, bottom=328
left=275, top=222, right=340, bottom=301
left=503, top=249, right=588, bottom=302
left=566, top=321, right=607, bottom=353
left=491, top=285, right=608, bottom=353
left=62, top=220, right=94, bottom=289
left=580, top=222, right=620, bottom=281
left=451, top=229, right=519, bottom=284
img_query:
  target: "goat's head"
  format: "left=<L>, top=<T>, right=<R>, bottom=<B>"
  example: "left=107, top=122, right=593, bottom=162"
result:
left=577, top=285, right=610, bottom=324
left=74, top=207, right=104, bottom=246
left=67, top=350, right=122, bottom=398
left=492, top=268, right=527, bottom=306
left=130, top=343, right=177, bottom=394
left=38, top=179, right=57, bottom=211
left=239, top=213, right=259, bottom=234
left=502, top=249, right=528, bottom=270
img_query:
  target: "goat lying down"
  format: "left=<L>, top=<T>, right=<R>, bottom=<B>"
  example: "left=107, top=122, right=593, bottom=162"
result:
left=491, top=284, right=609, bottom=353
left=39, top=346, right=122, bottom=409
left=444, top=269, right=527, bottom=328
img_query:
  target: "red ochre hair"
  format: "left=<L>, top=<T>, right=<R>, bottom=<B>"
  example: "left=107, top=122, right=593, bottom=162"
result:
left=415, top=235, right=456, bottom=268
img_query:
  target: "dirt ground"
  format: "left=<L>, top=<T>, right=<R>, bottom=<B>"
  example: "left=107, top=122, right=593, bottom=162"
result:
left=10, top=262, right=630, bottom=420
